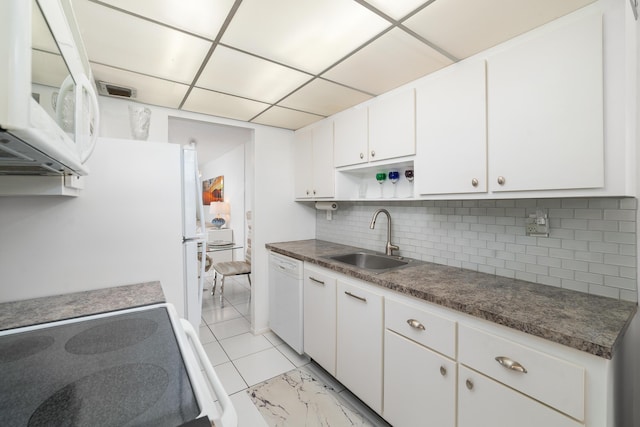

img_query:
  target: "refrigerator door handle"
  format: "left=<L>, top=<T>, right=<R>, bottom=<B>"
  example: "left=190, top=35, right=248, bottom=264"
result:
left=193, top=150, right=207, bottom=304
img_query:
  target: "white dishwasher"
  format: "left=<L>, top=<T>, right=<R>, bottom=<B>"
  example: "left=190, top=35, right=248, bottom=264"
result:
left=268, top=251, right=304, bottom=354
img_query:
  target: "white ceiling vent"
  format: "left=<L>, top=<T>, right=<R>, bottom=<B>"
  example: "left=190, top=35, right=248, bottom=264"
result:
left=97, top=81, right=137, bottom=99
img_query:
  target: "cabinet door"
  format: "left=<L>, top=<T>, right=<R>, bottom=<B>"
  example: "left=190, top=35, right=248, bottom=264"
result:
left=311, top=121, right=335, bottom=198
left=303, top=266, right=337, bottom=375
left=368, top=89, right=415, bottom=162
left=416, top=60, right=487, bottom=195
left=384, top=330, right=456, bottom=427
left=336, top=280, right=383, bottom=414
left=458, top=366, right=582, bottom=427
left=487, top=13, right=603, bottom=192
left=334, top=107, right=368, bottom=167
left=293, top=128, right=313, bottom=198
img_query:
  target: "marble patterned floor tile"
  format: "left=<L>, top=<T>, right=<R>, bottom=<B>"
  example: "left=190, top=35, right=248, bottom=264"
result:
left=234, top=348, right=296, bottom=387
left=301, top=363, right=346, bottom=393
left=219, top=332, right=274, bottom=360
left=247, top=368, right=374, bottom=426
left=337, top=389, right=391, bottom=427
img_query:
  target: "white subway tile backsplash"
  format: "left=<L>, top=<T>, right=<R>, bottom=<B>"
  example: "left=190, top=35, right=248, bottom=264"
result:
left=316, top=198, right=637, bottom=300
left=604, top=209, right=636, bottom=221
left=562, top=199, right=590, bottom=209
left=589, top=284, right=620, bottom=299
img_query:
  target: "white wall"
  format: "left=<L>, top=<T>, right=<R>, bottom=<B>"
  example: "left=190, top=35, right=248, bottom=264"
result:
left=252, top=126, right=316, bottom=333
left=201, top=144, right=247, bottom=257
left=0, top=139, right=184, bottom=312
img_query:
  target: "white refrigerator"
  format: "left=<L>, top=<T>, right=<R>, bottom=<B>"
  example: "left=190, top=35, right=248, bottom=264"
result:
left=0, top=138, right=206, bottom=331
left=181, top=145, right=206, bottom=330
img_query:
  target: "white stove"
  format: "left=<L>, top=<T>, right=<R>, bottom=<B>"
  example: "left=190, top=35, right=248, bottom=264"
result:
left=0, top=303, right=236, bottom=427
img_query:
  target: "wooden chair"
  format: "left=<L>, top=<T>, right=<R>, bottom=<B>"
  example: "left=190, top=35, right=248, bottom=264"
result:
left=211, top=211, right=251, bottom=296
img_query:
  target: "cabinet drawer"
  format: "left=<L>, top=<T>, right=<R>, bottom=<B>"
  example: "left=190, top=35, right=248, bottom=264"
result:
left=458, top=365, right=582, bottom=427
left=459, top=324, right=585, bottom=421
left=385, top=298, right=456, bottom=359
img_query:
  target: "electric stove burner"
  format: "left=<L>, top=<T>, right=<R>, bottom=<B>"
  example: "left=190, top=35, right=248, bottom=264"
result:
left=28, top=363, right=169, bottom=427
left=0, top=306, right=202, bottom=427
left=0, top=335, right=54, bottom=363
left=65, top=318, right=158, bottom=355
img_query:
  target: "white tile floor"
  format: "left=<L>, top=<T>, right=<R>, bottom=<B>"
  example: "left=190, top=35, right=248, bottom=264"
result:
left=199, top=276, right=389, bottom=427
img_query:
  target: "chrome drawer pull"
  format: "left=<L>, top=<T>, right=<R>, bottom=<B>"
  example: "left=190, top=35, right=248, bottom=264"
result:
left=495, top=356, right=528, bottom=373
left=406, top=318, right=425, bottom=331
left=309, top=277, right=325, bottom=285
left=344, top=291, right=367, bottom=303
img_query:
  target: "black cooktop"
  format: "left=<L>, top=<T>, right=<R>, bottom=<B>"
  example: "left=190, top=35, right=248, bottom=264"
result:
left=0, top=306, right=201, bottom=427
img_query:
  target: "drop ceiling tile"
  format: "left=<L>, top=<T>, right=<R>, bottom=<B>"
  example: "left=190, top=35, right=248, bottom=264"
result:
left=361, top=0, right=431, bottom=20
left=323, top=28, right=452, bottom=95
left=72, top=0, right=211, bottom=84
left=91, top=63, right=189, bottom=109
left=251, top=106, right=324, bottom=130
left=197, top=46, right=313, bottom=104
left=94, top=0, right=236, bottom=40
left=220, top=0, right=391, bottom=74
left=182, top=88, right=270, bottom=122
left=404, top=0, right=597, bottom=59
left=278, top=79, right=372, bottom=117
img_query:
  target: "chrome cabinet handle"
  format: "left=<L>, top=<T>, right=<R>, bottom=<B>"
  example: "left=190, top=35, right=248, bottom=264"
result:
left=359, top=152, right=364, bottom=159
left=370, top=150, right=375, bottom=158
left=344, top=291, right=367, bottom=303
left=440, top=366, right=447, bottom=377
left=495, top=356, right=528, bottom=373
left=309, top=277, right=325, bottom=285
left=471, top=178, right=479, bottom=187
left=465, top=379, right=474, bottom=390
left=406, top=318, right=425, bottom=331
left=497, top=176, right=506, bottom=185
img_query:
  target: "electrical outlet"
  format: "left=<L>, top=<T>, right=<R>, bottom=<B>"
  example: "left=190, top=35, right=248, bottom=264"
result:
left=526, top=213, right=549, bottom=237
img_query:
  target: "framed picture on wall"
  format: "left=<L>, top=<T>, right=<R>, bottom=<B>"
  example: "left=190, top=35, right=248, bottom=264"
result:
left=203, top=175, right=224, bottom=204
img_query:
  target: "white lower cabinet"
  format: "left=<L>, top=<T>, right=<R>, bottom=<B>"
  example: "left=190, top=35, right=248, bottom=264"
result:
left=336, top=279, right=383, bottom=414
left=384, top=330, right=456, bottom=427
left=458, top=365, right=582, bottom=427
left=383, top=297, right=457, bottom=426
left=300, top=263, right=614, bottom=426
left=302, top=264, right=337, bottom=375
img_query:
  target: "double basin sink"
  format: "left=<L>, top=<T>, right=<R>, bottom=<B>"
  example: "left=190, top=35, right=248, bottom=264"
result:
left=326, top=252, right=412, bottom=273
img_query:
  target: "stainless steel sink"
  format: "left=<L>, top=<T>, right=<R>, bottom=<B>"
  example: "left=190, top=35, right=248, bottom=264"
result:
left=328, top=252, right=410, bottom=272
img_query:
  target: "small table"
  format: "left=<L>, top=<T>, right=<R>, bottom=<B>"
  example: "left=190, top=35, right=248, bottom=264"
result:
left=206, top=242, right=243, bottom=253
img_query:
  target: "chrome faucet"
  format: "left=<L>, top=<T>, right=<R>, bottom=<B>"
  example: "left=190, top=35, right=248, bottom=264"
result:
left=369, top=209, right=399, bottom=256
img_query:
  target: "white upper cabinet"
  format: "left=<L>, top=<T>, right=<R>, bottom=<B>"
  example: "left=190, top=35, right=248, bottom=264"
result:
left=293, top=119, right=335, bottom=199
left=415, top=59, right=487, bottom=195
left=333, top=107, right=368, bottom=168
left=368, top=89, right=416, bottom=163
left=487, top=12, right=603, bottom=193
left=333, top=89, right=416, bottom=169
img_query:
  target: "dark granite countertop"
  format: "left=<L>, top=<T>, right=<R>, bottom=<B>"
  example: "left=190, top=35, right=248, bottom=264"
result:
left=0, top=282, right=165, bottom=331
left=266, top=239, right=638, bottom=360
